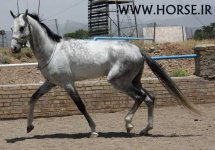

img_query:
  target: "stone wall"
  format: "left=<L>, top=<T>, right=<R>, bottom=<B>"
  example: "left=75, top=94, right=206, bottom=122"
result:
left=194, top=44, right=215, bottom=80
left=0, top=76, right=214, bottom=119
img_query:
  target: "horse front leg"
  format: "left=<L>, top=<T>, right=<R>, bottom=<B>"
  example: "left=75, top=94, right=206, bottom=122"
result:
left=27, top=81, right=56, bottom=133
left=64, top=83, right=98, bottom=138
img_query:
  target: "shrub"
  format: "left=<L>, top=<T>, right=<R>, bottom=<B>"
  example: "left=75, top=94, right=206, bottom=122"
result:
left=194, top=22, right=215, bottom=40
left=0, top=56, right=11, bottom=64
left=12, top=53, right=22, bottom=60
left=171, top=67, right=189, bottom=77
left=24, top=51, right=33, bottom=58
left=63, top=29, right=89, bottom=39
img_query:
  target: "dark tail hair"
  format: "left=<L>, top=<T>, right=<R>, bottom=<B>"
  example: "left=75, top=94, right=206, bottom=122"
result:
left=141, top=50, right=201, bottom=115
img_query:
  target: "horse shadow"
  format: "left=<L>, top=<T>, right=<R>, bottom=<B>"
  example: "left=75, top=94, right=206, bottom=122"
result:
left=6, top=132, right=201, bottom=143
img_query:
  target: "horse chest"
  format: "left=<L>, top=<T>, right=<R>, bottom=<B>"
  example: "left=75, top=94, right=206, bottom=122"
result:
left=40, top=65, right=71, bottom=84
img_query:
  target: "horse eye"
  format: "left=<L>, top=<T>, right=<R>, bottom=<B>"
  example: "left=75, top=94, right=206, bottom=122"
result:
left=20, top=26, right=25, bottom=32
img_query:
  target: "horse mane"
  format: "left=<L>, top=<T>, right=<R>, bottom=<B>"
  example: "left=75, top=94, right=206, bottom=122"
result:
left=28, top=13, right=62, bottom=42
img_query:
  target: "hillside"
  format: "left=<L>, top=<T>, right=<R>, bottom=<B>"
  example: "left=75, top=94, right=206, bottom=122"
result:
left=0, top=40, right=214, bottom=85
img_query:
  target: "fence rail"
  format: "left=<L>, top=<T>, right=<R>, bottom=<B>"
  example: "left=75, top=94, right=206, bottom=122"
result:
left=93, top=36, right=153, bottom=41
left=0, top=63, right=38, bottom=68
left=152, top=54, right=198, bottom=60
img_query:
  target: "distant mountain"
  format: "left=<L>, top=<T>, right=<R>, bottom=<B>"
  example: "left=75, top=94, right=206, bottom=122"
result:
left=46, top=20, right=88, bottom=35
left=60, top=20, right=88, bottom=34
left=156, top=14, right=214, bottom=28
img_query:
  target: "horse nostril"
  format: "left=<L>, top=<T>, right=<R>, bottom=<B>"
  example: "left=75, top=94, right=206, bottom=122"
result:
left=11, top=46, right=17, bottom=53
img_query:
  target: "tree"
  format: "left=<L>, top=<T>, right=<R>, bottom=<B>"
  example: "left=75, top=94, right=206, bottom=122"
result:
left=194, top=23, right=215, bottom=40
left=194, top=29, right=203, bottom=40
left=63, top=29, right=89, bottom=39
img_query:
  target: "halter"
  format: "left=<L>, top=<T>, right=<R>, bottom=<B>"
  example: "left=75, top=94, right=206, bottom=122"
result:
left=12, top=16, right=31, bottom=45
left=12, top=36, right=28, bottom=45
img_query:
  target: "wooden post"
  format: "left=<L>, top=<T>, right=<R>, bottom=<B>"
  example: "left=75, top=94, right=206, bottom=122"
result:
left=55, top=19, right=59, bottom=35
left=153, top=22, right=156, bottom=43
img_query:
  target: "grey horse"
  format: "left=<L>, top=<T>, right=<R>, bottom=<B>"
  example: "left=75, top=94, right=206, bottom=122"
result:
left=10, top=10, right=200, bottom=138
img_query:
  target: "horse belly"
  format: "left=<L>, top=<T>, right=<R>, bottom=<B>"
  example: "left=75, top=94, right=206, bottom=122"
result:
left=72, top=63, right=109, bottom=81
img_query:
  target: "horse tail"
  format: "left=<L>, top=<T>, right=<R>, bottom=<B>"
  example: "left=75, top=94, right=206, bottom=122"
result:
left=141, top=50, right=201, bottom=115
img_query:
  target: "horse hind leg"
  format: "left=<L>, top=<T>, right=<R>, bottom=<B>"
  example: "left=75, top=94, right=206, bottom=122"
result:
left=114, top=63, right=155, bottom=135
left=124, top=65, right=145, bottom=133
left=108, top=74, right=145, bottom=133
left=125, top=83, right=155, bottom=135
left=108, top=61, right=154, bottom=134
left=132, top=72, right=155, bottom=135
left=124, top=86, right=146, bottom=133
left=132, top=63, right=155, bottom=135
left=140, top=94, right=154, bottom=135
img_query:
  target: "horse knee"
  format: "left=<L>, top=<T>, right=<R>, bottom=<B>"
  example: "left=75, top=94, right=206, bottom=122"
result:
left=29, top=96, right=37, bottom=105
left=144, top=96, right=154, bottom=107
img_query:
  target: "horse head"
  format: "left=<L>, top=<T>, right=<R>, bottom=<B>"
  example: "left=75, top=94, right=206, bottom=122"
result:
left=10, top=10, right=29, bottom=53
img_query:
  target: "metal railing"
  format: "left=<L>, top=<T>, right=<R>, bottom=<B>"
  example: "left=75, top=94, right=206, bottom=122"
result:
left=93, top=36, right=153, bottom=41
left=152, top=54, right=198, bottom=60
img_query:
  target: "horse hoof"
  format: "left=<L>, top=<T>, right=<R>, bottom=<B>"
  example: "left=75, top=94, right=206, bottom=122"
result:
left=140, top=128, right=152, bottom=136
left=90, top=132, right=99, bottom=138
left=139, top=126, right=152, bottom=136
left=27, top=125, right=34, bottom=133
left=139, top=130, right=149, bottom=136
left=126, top=123, right=134, bottom=133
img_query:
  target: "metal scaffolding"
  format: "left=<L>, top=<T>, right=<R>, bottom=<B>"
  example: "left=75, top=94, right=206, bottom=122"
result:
left=88, top=0, right=136, bottom=37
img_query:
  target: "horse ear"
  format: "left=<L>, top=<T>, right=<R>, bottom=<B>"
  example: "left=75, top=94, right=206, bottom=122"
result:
left=10, top=10, right=16, bottom=18
left=24, top=9, right=28, bottom=18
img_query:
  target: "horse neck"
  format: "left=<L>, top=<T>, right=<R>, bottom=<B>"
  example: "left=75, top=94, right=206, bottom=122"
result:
left=27, top=16, right=56, bottom=65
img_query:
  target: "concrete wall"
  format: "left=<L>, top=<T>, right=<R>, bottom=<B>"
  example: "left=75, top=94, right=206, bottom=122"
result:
left=143, top=26, right=186, bottom=43
left=0, top=76, right=214, bottom=119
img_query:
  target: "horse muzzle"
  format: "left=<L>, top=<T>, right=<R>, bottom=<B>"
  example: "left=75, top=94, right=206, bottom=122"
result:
left=11, top=46, right=21, bottom=53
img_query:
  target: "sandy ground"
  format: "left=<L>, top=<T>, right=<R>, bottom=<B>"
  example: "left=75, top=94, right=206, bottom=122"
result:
left=0, top=103, right=214, bottom=150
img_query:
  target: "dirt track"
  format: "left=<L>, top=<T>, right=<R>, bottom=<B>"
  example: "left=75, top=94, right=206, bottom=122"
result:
left=0, top=103, right=215, bottom=150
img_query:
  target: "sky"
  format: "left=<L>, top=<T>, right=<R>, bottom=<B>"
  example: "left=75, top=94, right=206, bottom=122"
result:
left=0, top=0, right=214, bottom=31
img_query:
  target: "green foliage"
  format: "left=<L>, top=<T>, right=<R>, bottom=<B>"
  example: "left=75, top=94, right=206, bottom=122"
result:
left=194, top=23, right=215, bottom=40
left=23, top=48, right=33, bottom=58
left=0, top=56, right=11, bottom=64
left=12, top=53, right=22, bottom=60
left=171, top=67, right=189, bottom=77
left=63, top=29, right=89, bottom=39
